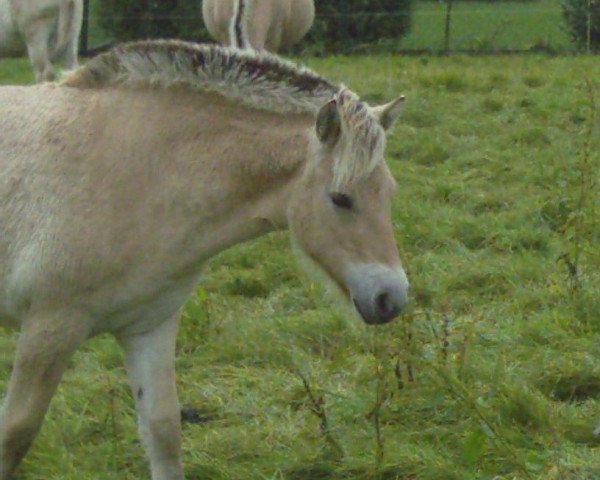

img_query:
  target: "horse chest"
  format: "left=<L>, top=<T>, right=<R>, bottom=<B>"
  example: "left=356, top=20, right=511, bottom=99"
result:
left=90, top=272, right=201, bottom=336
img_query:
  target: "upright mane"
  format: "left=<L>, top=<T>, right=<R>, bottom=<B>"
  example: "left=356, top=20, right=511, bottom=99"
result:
left=62, top=40, right=387, bottom=187
left=62, top=39, right=338, bottom=114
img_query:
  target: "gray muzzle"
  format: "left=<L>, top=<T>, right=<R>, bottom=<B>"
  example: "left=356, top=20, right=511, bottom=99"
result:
left=346, top=264, right=409, bottom=325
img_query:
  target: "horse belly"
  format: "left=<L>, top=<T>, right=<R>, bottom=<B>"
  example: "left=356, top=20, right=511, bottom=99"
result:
left=1, top=242, right=202, bottom=335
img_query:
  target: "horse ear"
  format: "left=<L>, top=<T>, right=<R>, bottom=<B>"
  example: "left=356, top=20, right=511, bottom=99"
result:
left=316, top=100, right=341, bottom=146
left=372, top=96, right=405, bottom=131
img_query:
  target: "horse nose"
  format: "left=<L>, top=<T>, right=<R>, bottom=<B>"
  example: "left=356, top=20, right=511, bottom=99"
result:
left=347, top=264, right=409, bottom=325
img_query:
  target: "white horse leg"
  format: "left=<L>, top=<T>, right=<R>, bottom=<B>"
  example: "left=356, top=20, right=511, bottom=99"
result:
left=23, top=25, right=55, bottom=82
left=61, top=37, right=79, bottom=71
left=246, top=17, right=269, bottom=51
left=118, top=315, right=184, bottom=480
left=0, top=311, right=90, bottom=480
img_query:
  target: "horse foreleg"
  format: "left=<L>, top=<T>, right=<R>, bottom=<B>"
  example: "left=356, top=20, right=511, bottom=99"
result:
left=0, top=311, right=90, bottom=480
left=118, top=315, right=184, bottom=480
left=241, top=2, right=275, bottom=51
left=61, top=37, right=79, bottom=71
left=22, top=24, right=55, bottom=82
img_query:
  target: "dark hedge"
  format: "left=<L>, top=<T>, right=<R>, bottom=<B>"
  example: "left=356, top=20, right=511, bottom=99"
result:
left=562, top=0, right=600, bottom=51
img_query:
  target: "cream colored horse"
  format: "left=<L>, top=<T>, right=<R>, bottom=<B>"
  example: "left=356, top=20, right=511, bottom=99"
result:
left=0, top=40, right=408, bottom=480
left=202, top=0, right=314, bottom=51
left=0, top=0, right=83, bottom=82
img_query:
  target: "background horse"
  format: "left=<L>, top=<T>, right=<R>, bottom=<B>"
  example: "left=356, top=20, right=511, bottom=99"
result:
left=0, top=40, right=407, bottom=480
left=0, top=0, right=82, bottom=82
left=202, top=0, right=315, bottom=52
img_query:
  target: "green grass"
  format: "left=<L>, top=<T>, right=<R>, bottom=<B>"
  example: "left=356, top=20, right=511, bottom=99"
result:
left=0, top=58, right=34, bottom=85
left=402, top=0, right=573, bottom=52
left=1, top=54, right=600, bottom=479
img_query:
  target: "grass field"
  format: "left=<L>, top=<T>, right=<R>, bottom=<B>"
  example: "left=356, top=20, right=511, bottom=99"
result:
left=1, top=52, right=600, bottom=480
left=402, top=0, right=572, bottom=52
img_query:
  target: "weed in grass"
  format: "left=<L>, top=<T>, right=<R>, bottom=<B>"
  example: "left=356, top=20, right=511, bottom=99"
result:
left=536, top=354, right=600, bottom=404
left=518, top=97, right=535, bottom=109
left=481, top=96, right=504, bottom=113
left=488, top=72, right=509, bottom=90
left=523, top=74, right=545, bottom=89
left=413, top=142, right=451, bottom=167
left=452, top=218, right=490, bottom=250
left=187, top=464, right=230, bottom=480
left=556, top=78, right=599, bottom=330
left=181, top=405, right=221, bottom=425
left=515, top=127, right=551, bottom=148
left=402, top=108, right=438, bottom=129
left=418, top=71, right=467, bottom=93
left=293, top=368, right=345, bottom=460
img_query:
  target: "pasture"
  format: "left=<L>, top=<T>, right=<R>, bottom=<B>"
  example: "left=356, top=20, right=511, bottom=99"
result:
left=0, top=52, right=599, bottom=480
left=402, top=0, right=572, bottom=52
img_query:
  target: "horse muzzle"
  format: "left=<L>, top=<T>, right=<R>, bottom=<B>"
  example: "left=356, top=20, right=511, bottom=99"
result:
left=346, top=263, right=409, bottom=325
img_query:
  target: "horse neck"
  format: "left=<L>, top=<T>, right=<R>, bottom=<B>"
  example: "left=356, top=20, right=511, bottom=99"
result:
left=173, top=92, right=312, bottom=248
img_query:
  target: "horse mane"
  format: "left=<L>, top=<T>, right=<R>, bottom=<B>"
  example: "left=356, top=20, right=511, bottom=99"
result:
left=62, top=40, right=386, bottom=187
left=62, top=39, right=337, bottom=114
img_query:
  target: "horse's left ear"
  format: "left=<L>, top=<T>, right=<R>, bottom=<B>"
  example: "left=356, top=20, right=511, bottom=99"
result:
left=316, top=100, right=341, bottom=146
left=372, top=96, right=405, bottom=131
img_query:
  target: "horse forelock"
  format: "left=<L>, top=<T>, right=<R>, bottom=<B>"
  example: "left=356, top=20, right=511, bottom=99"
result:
left=330, top=89, right=386, bottom=190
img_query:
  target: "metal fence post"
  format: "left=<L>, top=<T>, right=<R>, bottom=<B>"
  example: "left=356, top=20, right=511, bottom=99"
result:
left=79, top=0, right=90, bottom=56
left=444, top=0, right=454, bottom=53
left=587, top=0, right=592, bottom=53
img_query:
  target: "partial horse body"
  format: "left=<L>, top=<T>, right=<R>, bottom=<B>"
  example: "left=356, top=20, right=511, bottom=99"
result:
left=202, top=0, right=314, bottom=52
left=0, top=40, right=408, bottom=480
left=0, top=0, right=83, bottom=82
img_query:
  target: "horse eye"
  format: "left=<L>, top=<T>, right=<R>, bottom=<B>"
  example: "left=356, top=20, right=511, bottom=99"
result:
left=330, top=192, right=353, bottom=210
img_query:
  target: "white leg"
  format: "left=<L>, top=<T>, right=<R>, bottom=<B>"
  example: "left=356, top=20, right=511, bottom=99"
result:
left=61, top=38, right=79, bottom=71
left=0, top=311, right=90, bottom=480
left=23, top=26, right=55, bottom=82
left=117, top=315, right=184, bottom=480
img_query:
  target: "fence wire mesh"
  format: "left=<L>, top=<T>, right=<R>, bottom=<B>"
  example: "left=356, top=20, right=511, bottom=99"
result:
left=81, top=0, right=590, bottom=55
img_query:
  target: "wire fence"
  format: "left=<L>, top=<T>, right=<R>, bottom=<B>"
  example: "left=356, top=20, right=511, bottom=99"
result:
left=80, top=1, right=592, bottom=56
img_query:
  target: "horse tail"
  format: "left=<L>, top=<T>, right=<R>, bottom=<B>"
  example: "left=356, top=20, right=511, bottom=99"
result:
left=56, top=0, right=77, bottom=53
left=228, top=0, right=250, bottom=49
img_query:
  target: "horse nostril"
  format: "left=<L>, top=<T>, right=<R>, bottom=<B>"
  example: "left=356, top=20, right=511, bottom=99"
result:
left=375, top=292, right=400, bottom=322
left=376, top=292, right=390, bottom=314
